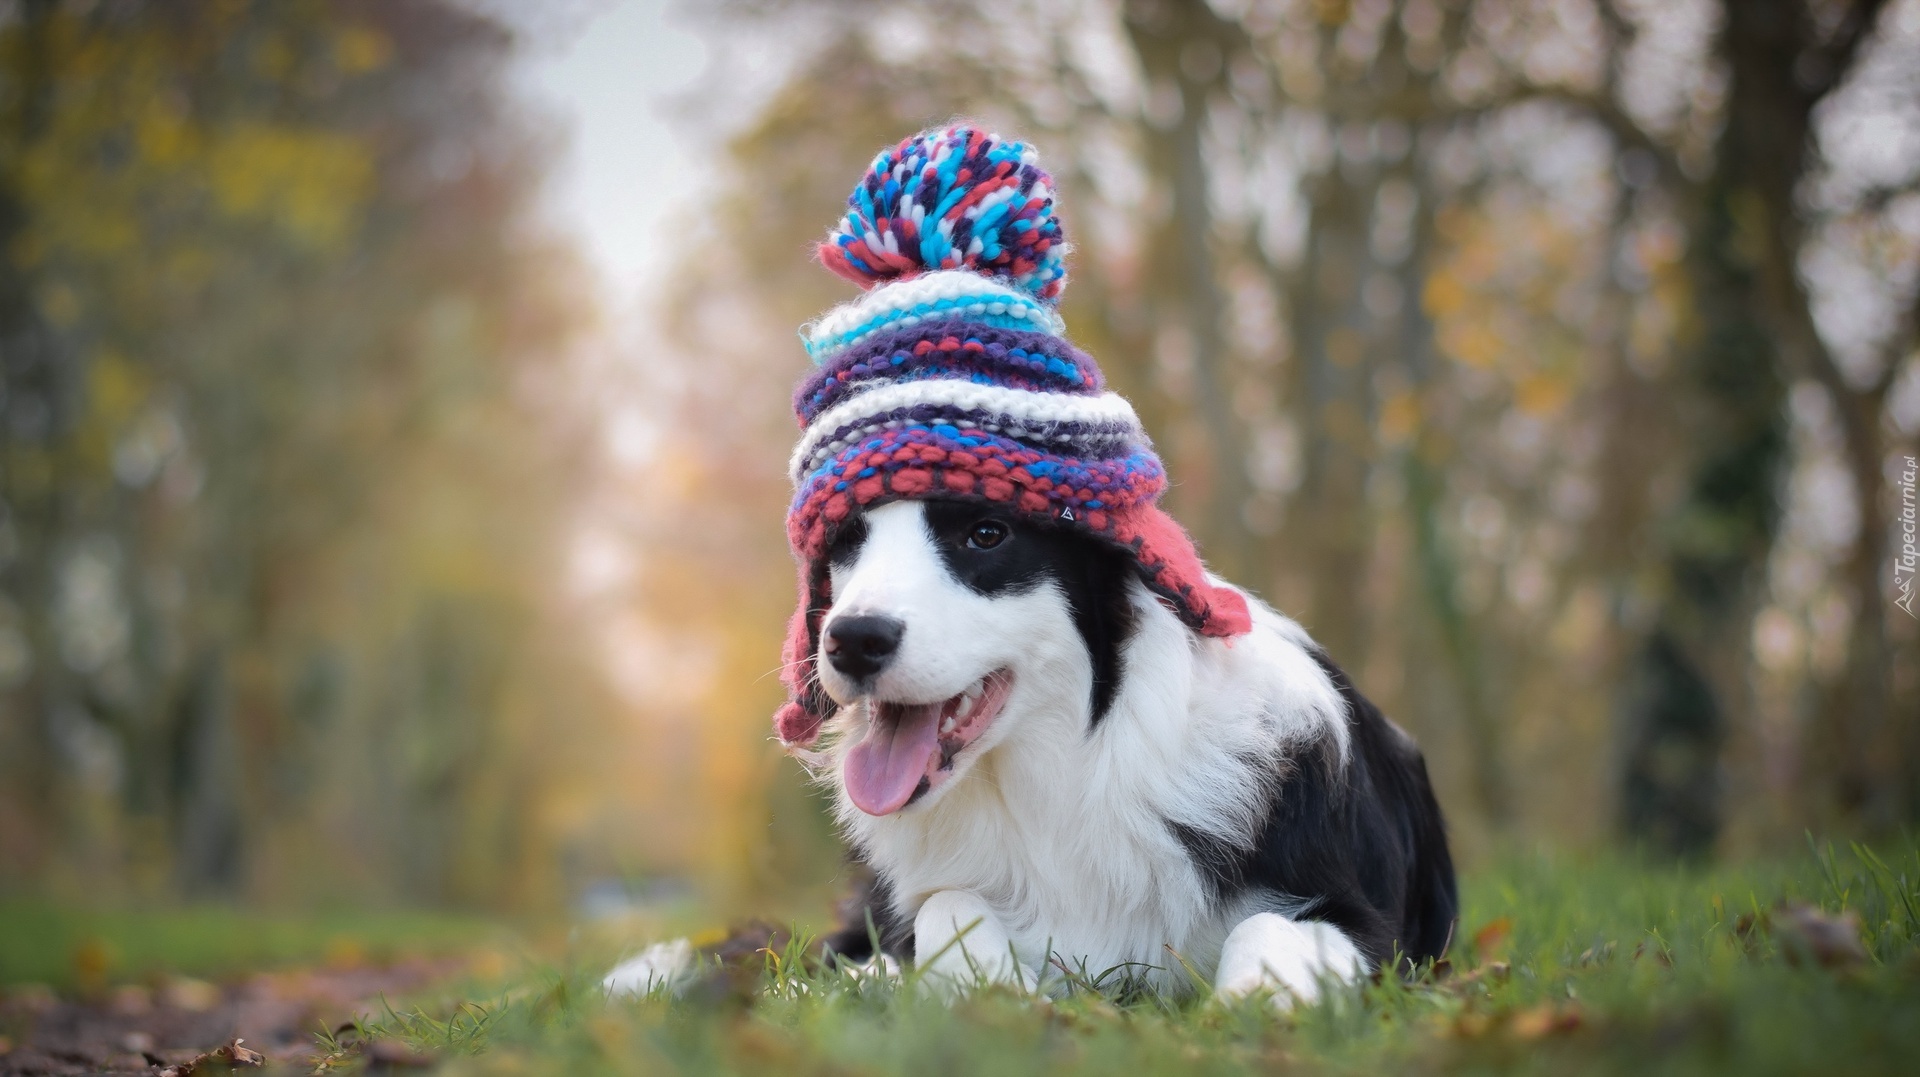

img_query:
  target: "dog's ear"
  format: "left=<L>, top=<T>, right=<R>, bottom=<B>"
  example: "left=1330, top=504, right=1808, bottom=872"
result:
left=1053, top=530, right=1138, bottom=725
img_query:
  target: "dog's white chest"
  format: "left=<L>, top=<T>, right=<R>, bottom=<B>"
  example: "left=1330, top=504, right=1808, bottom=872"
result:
left=868, top=759, right=1231, bottom=985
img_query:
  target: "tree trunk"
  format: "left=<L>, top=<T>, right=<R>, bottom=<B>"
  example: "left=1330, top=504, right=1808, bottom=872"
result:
left=0, top=0, right=69, bottom=875
left=1122, top=0, right=1254, bottom=585
left=1616, top=0, right=1890, bottom=856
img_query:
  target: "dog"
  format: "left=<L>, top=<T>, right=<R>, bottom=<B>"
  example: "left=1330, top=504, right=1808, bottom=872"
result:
left=606, top=123, right=1454, bottom=1007
left=608, top=498, right=1455, bottom=1005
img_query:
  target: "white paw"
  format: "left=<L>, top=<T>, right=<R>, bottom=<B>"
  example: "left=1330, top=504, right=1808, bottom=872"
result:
left=602, top=938, right=697, bottom=998
left=1213, top=913, right=1366, bottom=1010
left=914, top=891, right=1035, bottom=993
left=833, top=952, right=903, bottom=987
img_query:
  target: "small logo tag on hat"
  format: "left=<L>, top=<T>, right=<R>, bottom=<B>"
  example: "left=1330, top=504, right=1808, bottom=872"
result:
left=1060, top=507, right=1076, bottom=522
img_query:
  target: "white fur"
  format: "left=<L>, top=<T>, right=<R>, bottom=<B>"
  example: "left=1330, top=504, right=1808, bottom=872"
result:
left=1214, top=912, right=1366, bottom=1009
left=914, top=890, right=1036, bottom=992
left=819, top=501, right=1353, bottom=994
left=604, top=938, right=904, bottom=1000
left=602, top=938, right=697, bottom=998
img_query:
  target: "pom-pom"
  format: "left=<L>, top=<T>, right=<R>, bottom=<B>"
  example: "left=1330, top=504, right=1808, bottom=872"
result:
left=818, top=124, right=1068, bottom=302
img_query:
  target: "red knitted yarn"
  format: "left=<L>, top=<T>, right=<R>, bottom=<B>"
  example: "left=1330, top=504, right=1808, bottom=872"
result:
left=774, top=422, right=1251, bottom=748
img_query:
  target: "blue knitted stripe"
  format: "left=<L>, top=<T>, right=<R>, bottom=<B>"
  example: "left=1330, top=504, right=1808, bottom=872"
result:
left=803, top=293, right=1061, bottom=363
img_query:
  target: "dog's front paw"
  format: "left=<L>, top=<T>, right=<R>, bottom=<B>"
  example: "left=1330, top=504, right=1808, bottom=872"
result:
left=1213, top=913, right=1366, bottom=1010
left=914, top=890, right=1035, bottom=994
left=602, top=938, right=697, bottom=998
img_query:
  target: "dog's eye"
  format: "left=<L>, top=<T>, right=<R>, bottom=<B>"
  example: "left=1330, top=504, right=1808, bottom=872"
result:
left=828, top=516, right=869, bottom=565
left=966, top=520, right=1009, bottom=551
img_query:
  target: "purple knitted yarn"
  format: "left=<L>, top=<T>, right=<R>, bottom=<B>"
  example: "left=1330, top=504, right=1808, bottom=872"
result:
left=817, top=124, right=1068, bottom=302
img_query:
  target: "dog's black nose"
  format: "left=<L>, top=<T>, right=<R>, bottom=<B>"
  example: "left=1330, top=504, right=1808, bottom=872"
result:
left=825, top=615, right=904, bottom=680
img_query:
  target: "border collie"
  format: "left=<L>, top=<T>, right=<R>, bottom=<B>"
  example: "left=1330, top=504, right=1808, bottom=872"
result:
left=608, top=498, right=1455, bottom=1006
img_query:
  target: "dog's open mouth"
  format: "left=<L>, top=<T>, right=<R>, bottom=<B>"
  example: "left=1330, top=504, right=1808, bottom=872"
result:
left=844, top=670, right=1013, bottom=817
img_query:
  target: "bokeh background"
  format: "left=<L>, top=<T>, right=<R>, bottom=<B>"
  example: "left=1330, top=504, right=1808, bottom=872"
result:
left=1, top=0, right=1917, bottom=924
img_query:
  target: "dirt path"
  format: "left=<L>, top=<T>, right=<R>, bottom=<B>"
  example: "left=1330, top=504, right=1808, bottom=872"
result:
left=0, top=961, right=460, bottom=1075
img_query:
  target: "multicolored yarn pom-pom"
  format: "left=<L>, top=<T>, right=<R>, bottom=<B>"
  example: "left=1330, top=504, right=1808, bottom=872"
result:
left=817, top=124, right=1069, bottom=302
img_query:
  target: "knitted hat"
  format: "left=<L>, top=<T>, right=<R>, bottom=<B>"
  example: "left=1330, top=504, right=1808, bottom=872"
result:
left=774, top=124, right=1250, bottom=748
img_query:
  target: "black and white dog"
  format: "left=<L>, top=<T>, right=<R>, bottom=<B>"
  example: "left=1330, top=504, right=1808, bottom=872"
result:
left=608, top=497, right=1455, bottom=1006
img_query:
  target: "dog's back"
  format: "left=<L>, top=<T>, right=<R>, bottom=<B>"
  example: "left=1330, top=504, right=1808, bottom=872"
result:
left=1183, top=653, right=1456, bottom=970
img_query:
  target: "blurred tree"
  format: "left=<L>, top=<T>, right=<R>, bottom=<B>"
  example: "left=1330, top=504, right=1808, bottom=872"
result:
left=665, top=0, right=1920, bottom=873
left=0, top=0, right=72, bottom=873
left=1613, top=0, right=1900, bottom=855
left=0, top=0, right=607, bottom=908
left=1122, top=0, right=1255, bottom=586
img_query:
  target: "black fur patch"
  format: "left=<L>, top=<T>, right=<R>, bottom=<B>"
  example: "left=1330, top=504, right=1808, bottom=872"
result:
left=920, top=501, right=1137, bottom=724
left=820, top=863, right=914, bottom=963
left=1169, top=652, right=1457, bottom=970
left=827, top=513, right=870, bottom=568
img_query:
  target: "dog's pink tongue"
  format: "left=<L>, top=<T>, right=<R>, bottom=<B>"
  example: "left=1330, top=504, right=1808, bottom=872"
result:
left=845, top=701, right=942, bottom=816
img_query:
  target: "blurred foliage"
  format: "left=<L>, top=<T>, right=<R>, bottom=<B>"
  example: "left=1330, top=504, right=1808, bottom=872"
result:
left=605, top=0, right=1920, bottom=889
left=3, top=0, right=1919, bottom=920
left=0, top=0, right=618, bottom=911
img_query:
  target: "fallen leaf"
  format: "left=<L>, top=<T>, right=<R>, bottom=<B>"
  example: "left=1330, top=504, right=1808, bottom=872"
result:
left=1508, top=1003, right=1584, bottom=1040
left=154, top=1037, right=265, bottom=1076
left=1437, top=958, right=1510, bottom=997
left=223, top=1039, right=267, bottom=1064
left=0, top=1034, right=12, bottom=1055
left=1473, top=917, right=1512, bottom=961
left=1772, top=903, right=1868, bottom=969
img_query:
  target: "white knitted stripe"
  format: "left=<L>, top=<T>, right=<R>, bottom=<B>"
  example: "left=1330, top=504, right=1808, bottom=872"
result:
left=801, top=270, right=1067, bottom=362
left=789, top=381, right=1145, bottom=484
left=805, top=270, right=1038, bottom=342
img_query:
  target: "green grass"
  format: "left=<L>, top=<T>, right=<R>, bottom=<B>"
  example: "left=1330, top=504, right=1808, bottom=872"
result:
left=317, top=836, right=1920, bottom=1076
left=8, top=838, right=1917, bottom=1074
left=0, top=900, right=505, bottom=991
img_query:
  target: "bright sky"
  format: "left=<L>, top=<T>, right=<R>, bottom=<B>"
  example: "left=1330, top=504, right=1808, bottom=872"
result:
left=508, top=0, right=709, bottom=305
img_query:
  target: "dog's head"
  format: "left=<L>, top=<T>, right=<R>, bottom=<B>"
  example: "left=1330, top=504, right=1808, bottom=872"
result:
left=816, top=500, right=1139, bottom=816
